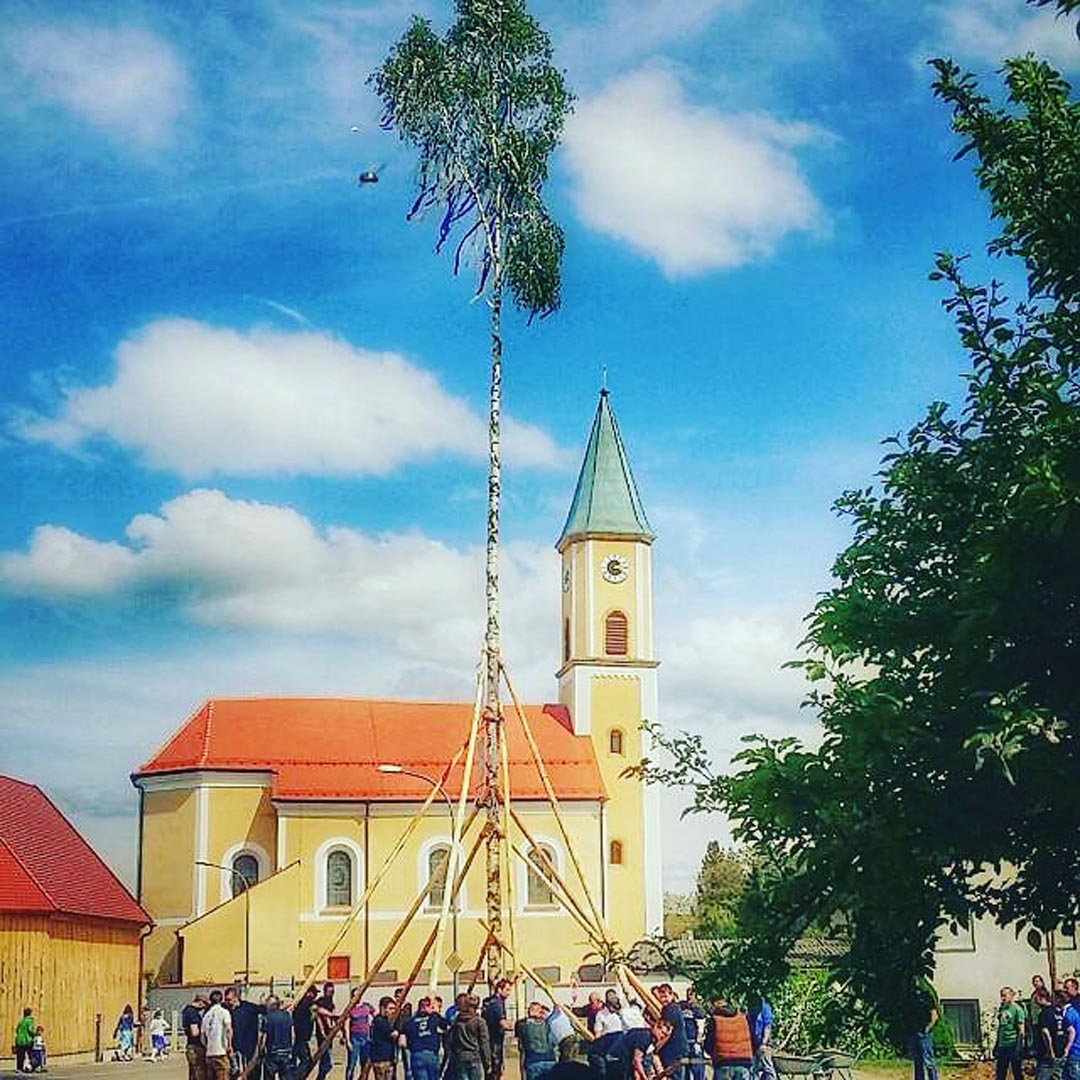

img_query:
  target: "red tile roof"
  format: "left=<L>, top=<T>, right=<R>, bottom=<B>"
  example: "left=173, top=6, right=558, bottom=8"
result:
left=134, top=698, right=606, bottom=802
left=0, top=775, right=151, bottom=924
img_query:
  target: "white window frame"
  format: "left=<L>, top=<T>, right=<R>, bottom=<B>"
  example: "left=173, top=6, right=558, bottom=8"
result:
left=218, top=841, right=271, bottom=905
left=313, top=837, right=364, bottom=913
left=417, top=837, right=467, bottom=913
left=519, top=838, right=561, bottom=912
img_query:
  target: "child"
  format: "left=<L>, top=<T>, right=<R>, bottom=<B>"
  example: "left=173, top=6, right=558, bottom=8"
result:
left=28, top=1026, right=47, bottom=1072
left=148, top=1011, right=168, bottom=1060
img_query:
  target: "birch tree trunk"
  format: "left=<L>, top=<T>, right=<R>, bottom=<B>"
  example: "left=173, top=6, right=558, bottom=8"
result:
left=483, top=276, right=504, bottom=984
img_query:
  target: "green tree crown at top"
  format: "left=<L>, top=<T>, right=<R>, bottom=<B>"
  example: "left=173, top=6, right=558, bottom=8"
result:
left=370, top=0, right=572, bottom=318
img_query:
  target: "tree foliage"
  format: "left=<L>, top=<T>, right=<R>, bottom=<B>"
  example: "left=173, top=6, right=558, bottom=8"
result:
left=635, top=52, right=1080, bottom=1039
left=370, top=0, right=571, bottom=316
left=696, top=842, right=749, bottom=939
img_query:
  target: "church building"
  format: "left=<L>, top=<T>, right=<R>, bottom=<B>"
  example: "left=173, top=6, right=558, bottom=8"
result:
left=132, top=390, right=662, bottom=989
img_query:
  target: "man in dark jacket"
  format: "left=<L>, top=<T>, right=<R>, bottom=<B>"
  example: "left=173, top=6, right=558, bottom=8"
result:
left=449, top=996, right=491, bottom=1080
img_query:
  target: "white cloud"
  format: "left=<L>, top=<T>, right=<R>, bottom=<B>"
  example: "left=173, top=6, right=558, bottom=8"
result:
left=4, top=24, right=189, bottom=147
left=562, top=67, right=828, bottom=277
left=0, top=488, right=559, bottom=670
left=923, top=0, right=1080, bottom=71
left=14, top=319, right=565, bottom=476
left=555, top=0, right=747, bottom=77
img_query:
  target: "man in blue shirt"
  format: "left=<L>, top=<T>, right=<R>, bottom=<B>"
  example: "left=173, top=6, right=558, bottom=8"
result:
left=264, top=997, right=295, bottom=1080
left=654, top=985, right=687, bottom=1080
left=747, top=997, right=775, bottom=1080
left=405, top=998, right=446, bottom=1080
left=483, top=981, right=514, bottom=1080
left=1063, top=992, right=1080, bottom=1080
left=372, top=998, right=403, bottom=1080
left=680, top=987, right=706, bottom=1080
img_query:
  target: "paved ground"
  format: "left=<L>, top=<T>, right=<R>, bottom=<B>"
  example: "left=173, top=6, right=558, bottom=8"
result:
left=1, top=1058, right=186, bottom=1080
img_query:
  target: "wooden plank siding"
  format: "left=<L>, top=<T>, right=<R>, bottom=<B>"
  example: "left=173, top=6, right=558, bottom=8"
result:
left=1, top=914, right=144, bottom=1058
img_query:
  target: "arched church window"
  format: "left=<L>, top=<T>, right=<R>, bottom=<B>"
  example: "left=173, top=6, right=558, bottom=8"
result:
left=326, top=849, right=353, bottom=907
left=231, top=853, right=259, bottom=896
left=426, top=844, right=457, bottom=910
left=608, top=728, right=624, bottom=756
left=526, top=844, right=557, bottom=907
left=609, top=840, right=623, bottom=865
left=605, top=611, right=628, bottom=656
left=563, top=618, right=571, bottom=663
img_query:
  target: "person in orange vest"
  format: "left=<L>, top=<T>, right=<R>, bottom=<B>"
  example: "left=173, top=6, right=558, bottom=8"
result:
left=704, top=1000, right=754, bottom=1080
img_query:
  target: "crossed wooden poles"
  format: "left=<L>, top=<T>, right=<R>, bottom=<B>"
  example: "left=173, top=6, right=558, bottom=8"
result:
left=237, top=656, right=660, bottom=1080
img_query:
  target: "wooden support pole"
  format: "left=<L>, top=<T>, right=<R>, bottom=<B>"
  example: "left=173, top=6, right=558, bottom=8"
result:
left=502, top=666, right=611, bottom=946
left=428, top=671, right=485, bottom=997
left=507, top=806, right=607, bottom=949
left=618, top=965, right=662, bottom=1020
left=292, top=740, right=469, bottom=1004
left=466, top=930, right=494, bottom=995
left=405, top=827, right=486, bottom=998
left=506, top=835, right=605, bottom=952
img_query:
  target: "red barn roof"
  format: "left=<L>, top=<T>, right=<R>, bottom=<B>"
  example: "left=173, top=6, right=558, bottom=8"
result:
left=0, top=775, right=150, bottom=925
left=134, top=698, right=606, bottom=802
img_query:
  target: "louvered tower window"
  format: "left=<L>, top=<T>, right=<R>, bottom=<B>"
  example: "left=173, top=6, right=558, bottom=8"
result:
left=605, top=611, right=628, bottom=656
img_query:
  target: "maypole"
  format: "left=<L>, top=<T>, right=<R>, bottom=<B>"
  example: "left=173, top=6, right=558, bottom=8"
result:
left=482, top=253, right=504, bottom=984
left=372, top=0, right=572, bottom=991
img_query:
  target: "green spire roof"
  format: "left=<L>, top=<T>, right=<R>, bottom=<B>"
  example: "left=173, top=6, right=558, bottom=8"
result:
left=558, top=390, right=654, bottom=548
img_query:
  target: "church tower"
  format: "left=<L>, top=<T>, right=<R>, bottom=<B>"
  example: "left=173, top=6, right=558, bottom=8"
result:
left=557, top=389, right=662, bottom=935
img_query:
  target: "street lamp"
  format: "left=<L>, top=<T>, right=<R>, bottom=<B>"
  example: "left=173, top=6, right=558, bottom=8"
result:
left=377, top=764, right=459, bottom=996
left=196, top=860, right=251, bottom=989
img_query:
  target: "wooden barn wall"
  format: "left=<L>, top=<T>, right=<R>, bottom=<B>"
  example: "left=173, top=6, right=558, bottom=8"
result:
left=0, top=915, right=144, bottom=1058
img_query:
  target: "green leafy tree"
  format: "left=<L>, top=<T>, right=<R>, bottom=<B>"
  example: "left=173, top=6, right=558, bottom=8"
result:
left=696, top=842, right=748, bottom=939
left=635, top=50, right=1080, bottom=1038
left=371, top=0, right=571, bottom=978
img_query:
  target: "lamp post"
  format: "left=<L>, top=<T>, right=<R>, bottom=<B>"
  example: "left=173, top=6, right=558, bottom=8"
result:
left=196, top=860, right=251, bottom=989
left=377, top=764, right=459, bottom=996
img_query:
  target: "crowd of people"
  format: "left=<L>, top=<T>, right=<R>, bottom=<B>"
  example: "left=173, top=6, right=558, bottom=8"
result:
left=175, top=979, right=775, bottom=1080
left=991, top=976, right=1080, bottom=1080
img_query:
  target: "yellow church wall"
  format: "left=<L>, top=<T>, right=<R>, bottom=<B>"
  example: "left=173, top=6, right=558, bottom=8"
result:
left=180, top=861, right=301, bottom=985
left=170, top=802, right=613, bottom=986
left=141, top=789, right=195, bottom=918
left=591, top=675, right=647, bottom=945
left=140, top=787, right=196, bottom=984
left=205, top=786, right=278, bottom=899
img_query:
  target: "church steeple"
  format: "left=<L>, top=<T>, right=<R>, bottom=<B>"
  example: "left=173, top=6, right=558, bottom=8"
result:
left=558, top=390, right=654, bottom=551
left=556, top=390, right=657, bottom=731
left=555, top=389, right=663, bottom=938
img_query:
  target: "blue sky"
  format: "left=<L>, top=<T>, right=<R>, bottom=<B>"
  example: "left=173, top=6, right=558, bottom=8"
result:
left=2, top=0, right=1078, bottom=899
